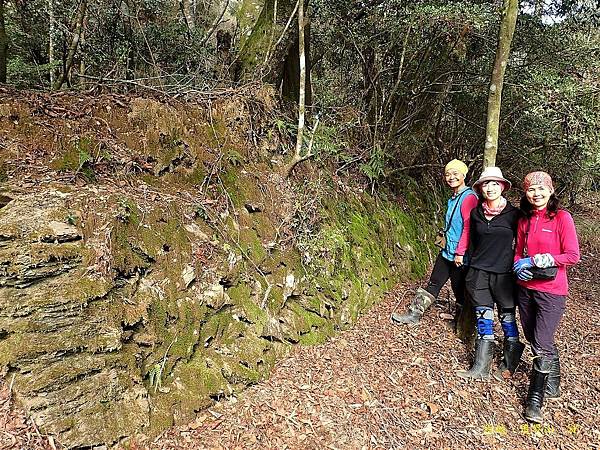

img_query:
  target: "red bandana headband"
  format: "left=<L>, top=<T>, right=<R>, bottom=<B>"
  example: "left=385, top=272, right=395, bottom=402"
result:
left=523, top=171, right=554, bottom=192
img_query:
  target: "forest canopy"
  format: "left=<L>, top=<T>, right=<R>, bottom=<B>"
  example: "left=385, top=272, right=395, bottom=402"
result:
left=1, top=0, right=599, bottom=199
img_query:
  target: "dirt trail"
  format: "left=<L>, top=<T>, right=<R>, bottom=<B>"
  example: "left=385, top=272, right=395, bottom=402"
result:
left=148, top=247, right=599, bottom=450
left=2, top=244, right=599, bottom=450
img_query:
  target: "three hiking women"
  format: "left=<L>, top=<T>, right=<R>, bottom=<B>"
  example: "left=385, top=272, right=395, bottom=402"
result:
left=513, top=171, right=580, bottom=423
left=455, top=167, right=525, bottom=381
left=391, top=159, right=477, bottom=326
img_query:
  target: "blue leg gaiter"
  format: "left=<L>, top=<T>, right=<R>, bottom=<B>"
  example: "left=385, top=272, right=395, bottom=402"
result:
left=475, top=306, right=494, bottom=340
left=500, top=309, right=519, bottom=342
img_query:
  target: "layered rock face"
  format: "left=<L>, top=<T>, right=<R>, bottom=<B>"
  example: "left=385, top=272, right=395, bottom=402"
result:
left=0, top=190, right=148, bottom=446
left=0, top=91, right=434, bottom=448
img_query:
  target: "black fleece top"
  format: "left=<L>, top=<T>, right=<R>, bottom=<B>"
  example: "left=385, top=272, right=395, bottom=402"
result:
left=468, top=201, right=519, bottom=274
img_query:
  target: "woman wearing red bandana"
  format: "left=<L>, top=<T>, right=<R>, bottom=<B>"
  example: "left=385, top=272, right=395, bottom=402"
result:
left=455, top=167, right=524, bottom=381
left=513, top=171, right=580, bottom=423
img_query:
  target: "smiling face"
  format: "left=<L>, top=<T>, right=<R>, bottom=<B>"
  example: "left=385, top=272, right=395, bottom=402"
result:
left=444, top=169, right=466, bottom=191
left=526, top=183, right=553, bottom=210
left=481, top=180, right=503, bottom=201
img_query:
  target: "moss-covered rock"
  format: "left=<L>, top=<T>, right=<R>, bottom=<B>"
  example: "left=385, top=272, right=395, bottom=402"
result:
left=0, top=93, right=438, bottom=449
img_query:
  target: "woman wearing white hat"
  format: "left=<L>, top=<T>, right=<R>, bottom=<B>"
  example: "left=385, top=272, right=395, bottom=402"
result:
left=456, top=167, right=525, bottom=380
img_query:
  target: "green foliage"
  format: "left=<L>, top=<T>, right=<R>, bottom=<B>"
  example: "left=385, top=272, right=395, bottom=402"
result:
left=147, top=363, right=163, bottom=393
left=0, top=158, right=7, bottom=183
left=0, top=0, right=597, bottom=199
left=51, top=136, right=97, bottom=181
left=311, top=122, right=347, bottom=161
left=309, top=0, right=599, bottom=196
left=7, top=57, right=59, bottom=89
left=193, top=204, right=210, bottom=221
left=360, top=146, right=386, bottom=183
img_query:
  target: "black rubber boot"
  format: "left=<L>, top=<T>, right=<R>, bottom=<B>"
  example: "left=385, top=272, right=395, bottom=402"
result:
left=493, top=340, right=525, bottom=381
left=545, top=355, right=561, bottom=400
left=391, top=288, right=436, bottom=325
left=524, top=357, right=552, bottom=423
left=449, top=303, right=463, bottom=332
left=456, top=338, right=494, bottom=380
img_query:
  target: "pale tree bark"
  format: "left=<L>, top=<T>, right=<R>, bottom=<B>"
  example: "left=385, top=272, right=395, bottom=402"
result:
left=235, top=0, right=298, bottom=82
left=53, top=0, right=87, bottom=90
left=284, top=0, right=311, bottom=178
left=181, top=0, right=195, bottom=33
left=122, top=0, right=136, bottom=80
left=49, top=0, right=55, bottom=85
left=77, top=16, right=87, bottom=86
left=0, top=0, right=7, bottom=83
left=483, top=0, right=518, bottom=168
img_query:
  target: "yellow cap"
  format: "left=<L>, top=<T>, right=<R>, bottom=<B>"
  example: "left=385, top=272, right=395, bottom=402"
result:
left=445, top=159, right=468, bottom=176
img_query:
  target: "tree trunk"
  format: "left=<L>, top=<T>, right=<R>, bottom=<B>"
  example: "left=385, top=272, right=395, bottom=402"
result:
left=0, top=0, right=7, bottom=83
left=281, top=18, right=311, bottom=105
left=181, top=0, right=195, bottom=33
left=122, top=0, right=135, bottom=80
left=48, top=0, right=56, bottom=85
left=235, top=0, right=299, bottom=83
left=483, top=0, right=518, bottom=168
left=284, top=0, right=311, bottom=177
left=53, top=0, right=87, bottom=90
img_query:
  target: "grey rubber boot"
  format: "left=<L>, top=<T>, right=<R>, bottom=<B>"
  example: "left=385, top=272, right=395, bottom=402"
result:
left=493, top=339, right=525, bottom=381
left=524, top=356, right=553, bottom=423
left=545, top=355, right=561, bottom=400
left=390, top=288, right=436, bottom=325
left=457, top=338, right=494, bottom=380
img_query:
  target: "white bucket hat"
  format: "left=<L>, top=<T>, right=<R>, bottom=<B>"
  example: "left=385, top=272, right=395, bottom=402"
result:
left=473, top=167, right=512, bottom=193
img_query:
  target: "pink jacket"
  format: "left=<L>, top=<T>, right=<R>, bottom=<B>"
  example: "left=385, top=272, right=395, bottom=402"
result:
left=514, top=208, right=580, bottom=295
left=454, top=194, right=479, bottom=256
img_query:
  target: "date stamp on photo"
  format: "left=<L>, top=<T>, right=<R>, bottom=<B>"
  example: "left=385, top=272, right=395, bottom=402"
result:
left=482, top=423, right=581, bottom=436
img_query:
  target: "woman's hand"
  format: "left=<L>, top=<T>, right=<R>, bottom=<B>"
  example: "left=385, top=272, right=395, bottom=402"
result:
left=454, top=255, right=464, bottom=267
left=513, top=257, right=534, bottom=272
left=516, top=268, right=533, bottom=281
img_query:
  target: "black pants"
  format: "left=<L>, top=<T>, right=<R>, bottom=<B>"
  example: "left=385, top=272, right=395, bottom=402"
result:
left=425, top=253, right=467, bottom=306
left=465, top=268, right=516, bottom=310
left=517, top=287, right=565, bottom=357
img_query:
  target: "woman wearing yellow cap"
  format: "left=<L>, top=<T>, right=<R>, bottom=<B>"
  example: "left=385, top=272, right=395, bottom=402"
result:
left=391, top=159, right=478, bottom=326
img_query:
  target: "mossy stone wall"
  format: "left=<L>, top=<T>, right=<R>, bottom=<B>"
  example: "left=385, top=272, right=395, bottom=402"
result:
left=0, top=92, right=438, bottom=448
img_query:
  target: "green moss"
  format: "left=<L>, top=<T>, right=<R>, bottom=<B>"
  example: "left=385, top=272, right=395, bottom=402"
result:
left=238, top=226, right=267, bottom=264
left=236, top=0, right=269, bottom=52
left=286, top=301, right=333, bottom=345
left=236, top=0, right=283, bottom=74
left=0, top=159, right=7, bottom=183
left=50, top=136, right=97, bottom=181
left=228, top=283, right=267, bottom=325
left=200, top=311, right=246, bottom=348
left=154, top=127, right=186, bottom=175
left=198, top=118, right=227, bottom=150
left=184, top=164, right=206, bottom=185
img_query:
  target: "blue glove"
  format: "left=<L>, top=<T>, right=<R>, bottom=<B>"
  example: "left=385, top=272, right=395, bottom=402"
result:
left=513, top=257, right=534, bottom=273
left=517, top=268, right=533, bottom=281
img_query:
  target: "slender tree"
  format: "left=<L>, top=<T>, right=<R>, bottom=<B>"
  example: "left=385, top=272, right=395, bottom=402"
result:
left=0, top=0, right=7, bottom=83
left=53, top=0, right=87, bottom=90
left=284, top=0, right=311, bottom=177
left=48, top=0, right=56, bottom=85
left=181, top=0, right=195, bottom=34
left=122, top=0, right=136, bottom=80
left=483, top=0, right=518, bottom=168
